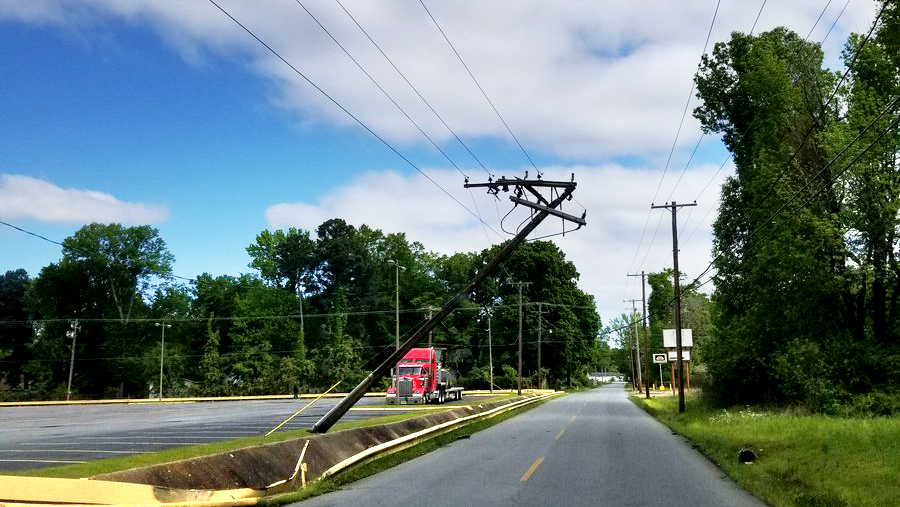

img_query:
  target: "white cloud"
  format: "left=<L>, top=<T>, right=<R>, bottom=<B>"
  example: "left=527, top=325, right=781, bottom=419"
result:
left=0, top=174, right=169, bottom=225
left=265, top=163, right=731, bottom=325
left=0, top=0, right=879, bottom=160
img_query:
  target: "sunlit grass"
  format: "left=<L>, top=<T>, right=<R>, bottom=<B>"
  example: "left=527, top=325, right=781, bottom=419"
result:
left=632, top=395, right=900, bottom=507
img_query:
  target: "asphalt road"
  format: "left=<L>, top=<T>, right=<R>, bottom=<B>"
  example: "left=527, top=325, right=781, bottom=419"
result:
left=0, top=395, right=476, bottom=472
left=294, top=383, right=767, bottom=507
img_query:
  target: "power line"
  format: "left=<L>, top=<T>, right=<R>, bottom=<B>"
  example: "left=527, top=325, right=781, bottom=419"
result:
left=205, top=0, right=495, bottom=234
left=681, top=93, right=900, bottom=297
left=665, top=0, right=861, bottom=264
left=333, top=0, right=492, bottom=179
left=417, top=0, right=539, bottom=173
left=626, top=0, right=723, bottom=299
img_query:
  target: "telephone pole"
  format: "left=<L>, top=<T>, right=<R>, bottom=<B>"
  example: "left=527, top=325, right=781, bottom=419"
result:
left=425, top=306, right=439, bottom=348
left=625, top=299, right=642, bottom=392
left=535, top=302, right=546, bottom=389
left=509, top=281, right=532, bottom=395
left=628, top=271, right=651, bottom=399
left=652, top=200, right=696, bottom=413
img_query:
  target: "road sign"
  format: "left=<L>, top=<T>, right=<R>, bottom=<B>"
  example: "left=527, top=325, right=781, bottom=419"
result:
left=667, top=350, right=691, bottom=362
left=662, top=329, right=693, bottom=348
left=652, top=353, right=667, bottom=364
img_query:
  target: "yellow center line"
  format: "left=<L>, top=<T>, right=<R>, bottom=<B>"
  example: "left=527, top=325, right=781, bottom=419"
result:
left=570, top=415, right=577, bottom=422
left=555, top=427, right=566, bottom=440
left=520, top=456, right=544, bottom=482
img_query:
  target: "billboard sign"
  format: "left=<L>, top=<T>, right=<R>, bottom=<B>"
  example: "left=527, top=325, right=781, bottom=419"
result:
left=652, top=353, right=668, bottom=364
left=662, top=329, right=693, bottom=348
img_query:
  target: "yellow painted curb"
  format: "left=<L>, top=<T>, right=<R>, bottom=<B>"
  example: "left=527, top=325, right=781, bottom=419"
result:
left=0, top=476, right=263, bottom=505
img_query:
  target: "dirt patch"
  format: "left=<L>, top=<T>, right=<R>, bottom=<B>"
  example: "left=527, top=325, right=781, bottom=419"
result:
left=93, top=396, right=529, bottom=491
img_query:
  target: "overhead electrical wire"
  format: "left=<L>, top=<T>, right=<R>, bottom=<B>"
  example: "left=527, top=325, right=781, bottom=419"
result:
left=417, top=0, right=539, bottom=174
left=289, top=0, right=504, bottom=242
left=624, top=0, right=725, bottom=302
left=329, top=0, right=502, bottom=244
left=651, top=0, right=861, bottom=280
left=681, top=92, right=900, bottom=297
left=333, top=0, right=492, bottom=179
left=205, top=0, right=496, bottom=236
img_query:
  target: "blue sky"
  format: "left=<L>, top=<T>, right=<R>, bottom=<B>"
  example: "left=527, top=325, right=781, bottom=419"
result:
left=0, top=0, right=878, bottom=326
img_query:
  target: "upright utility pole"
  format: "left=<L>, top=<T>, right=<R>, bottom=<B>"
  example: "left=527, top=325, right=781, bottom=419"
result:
left=486, top=307, right=494, bottom=393
left=310, top=176, right=586, bottom=433
left=536, top=302, right=545, bottom=389
left=628, top=271, right=651, bottom=399
left=510, top=281, right=531, bottom=395
left=387, top=260, right=406, bottom=350
left=426, top=306, right=439, bottom=348
left=625, top=299, right=642, bottom=392
left=652, top=200, right=696, bottom=413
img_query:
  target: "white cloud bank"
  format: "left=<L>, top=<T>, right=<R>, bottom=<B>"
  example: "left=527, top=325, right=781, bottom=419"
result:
left=0, top=0, right=878, bottom=160
left=0, top=173, right=169, bottom=225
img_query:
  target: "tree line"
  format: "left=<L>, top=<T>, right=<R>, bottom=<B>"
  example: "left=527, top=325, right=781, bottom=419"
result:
left=0, top=218, right=606, bottom=400
left=689, top=0, right=900, bottom=414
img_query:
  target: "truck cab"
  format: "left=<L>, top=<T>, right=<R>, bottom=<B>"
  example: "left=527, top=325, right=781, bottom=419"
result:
left=385, top=347, right=463, bottom=404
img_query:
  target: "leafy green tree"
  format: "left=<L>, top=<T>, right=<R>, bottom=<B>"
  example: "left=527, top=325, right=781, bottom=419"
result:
left=198, top=317, right=226, bottom=396
left=694, top=27, right=850, bottom=406
left=62, top=223, right=173, bottom=324
left=0, top=269, right=33, bottom=392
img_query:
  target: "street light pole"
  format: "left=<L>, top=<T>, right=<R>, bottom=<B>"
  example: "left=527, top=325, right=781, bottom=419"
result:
left=155, top=322, right=171, bottom=401
left=66, top=320, right=80, bottom=402
left=387, top=260, right=406, bottom=350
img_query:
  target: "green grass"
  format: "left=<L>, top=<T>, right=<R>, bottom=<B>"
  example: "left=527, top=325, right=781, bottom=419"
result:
left=631, top=394, right=900, bottom=507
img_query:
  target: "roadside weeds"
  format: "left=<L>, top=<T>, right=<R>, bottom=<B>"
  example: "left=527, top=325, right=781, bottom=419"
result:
left=630, top=394, right=900, bottom=507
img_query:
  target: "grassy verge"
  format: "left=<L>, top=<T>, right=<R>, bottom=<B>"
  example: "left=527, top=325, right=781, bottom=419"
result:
left=261, top=398, right=550, bottom=505
left=631, top=394, right=900, bottom=507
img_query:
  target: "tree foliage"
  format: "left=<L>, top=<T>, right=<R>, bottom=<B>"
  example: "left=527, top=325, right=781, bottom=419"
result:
left=694, top=5, right=900, bottom=411
left=1, top=218, right=603, bottom=400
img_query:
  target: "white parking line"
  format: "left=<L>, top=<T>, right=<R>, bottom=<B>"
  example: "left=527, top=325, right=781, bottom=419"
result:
left=77, top=436, right=229, bottom=441
left=1, top=449, right=138, bottom=454
left=0, top=459, right=88, bottom=464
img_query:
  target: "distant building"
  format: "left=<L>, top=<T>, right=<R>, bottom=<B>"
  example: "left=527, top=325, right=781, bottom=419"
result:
left=587, top=372, right=623, bottom=383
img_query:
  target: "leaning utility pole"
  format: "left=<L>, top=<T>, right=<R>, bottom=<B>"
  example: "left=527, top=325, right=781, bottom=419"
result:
left=628, top=271, right=651, bottom=399
left=310, top=175, right=586, bottom=433
left=652, top=200, right=696, bottom=413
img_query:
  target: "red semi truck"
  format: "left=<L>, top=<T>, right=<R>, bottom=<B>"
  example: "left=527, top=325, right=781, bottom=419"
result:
left=385, top=347, right=464, bottom=404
